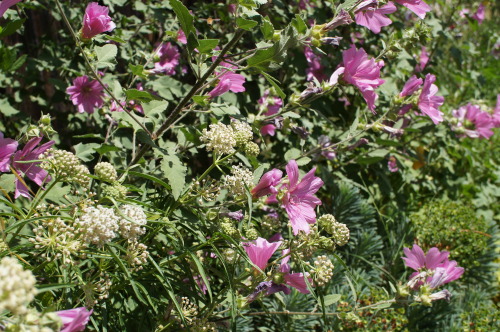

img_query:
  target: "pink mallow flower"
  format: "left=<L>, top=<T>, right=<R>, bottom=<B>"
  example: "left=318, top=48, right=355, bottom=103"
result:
left=281, top=160, right=324, bottom=235
left=418, top=74, right=444, bottom=124
left=12, top=136, right=54, bottom=199
left=153, top=42, right=180, bottom=75
left=471, top=3, right=485, bottom=24
left=56, top=307, right=93, bottom=332
left=278, top=249, right=311, bottom=293
left=415, top=46, right=429, bottom=72
left=81, top=2, right=115, bottom=39
left=332, top=45, right=385, bottom=113
left=208, top=71, right=245, bottom=98
left=243, top=237, right=282, bottom=271
left=176, top=29, right=187, bottom=44
left=258, top=90, right=283, bottom=136
left=402, top=244, right=449, bottom=271
left=399, top=75, right=423, bottom=97
left=304, top=47, right=327, bottom=82
left=394, top=0, right=431, bottom=19
left=66, top=75, right=105, bottom=114
left=354, top=0, right=397, bottom=34
left=451, top=103, right=494, bottom=139
left=0, top=0, right=22, bottom=18
left=0, top=132, right=18, bottom=172
left=251, top=169, right=283, bottom=199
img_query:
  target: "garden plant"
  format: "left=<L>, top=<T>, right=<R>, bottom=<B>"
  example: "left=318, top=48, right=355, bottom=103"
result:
left=0, top=0, right=499, bottom=331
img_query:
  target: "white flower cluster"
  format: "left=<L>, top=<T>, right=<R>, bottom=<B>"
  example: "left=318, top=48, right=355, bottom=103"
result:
left=94, top=162, right=118, bottom=183
left=223, top=164, right=254, bottom=196
left=41, top=149, right=90, bottom=186
left=200, top=123, right=237, bottom=155
left=75, top=206, right=119, bottom=246
left=318, top=214, right=350, bottom=246
left=231, top=120, right=253, bottom=147
left=124, top=240, right=149, bottom=271
left=200, top=120, right=255, bottom=155
left=118, top=204, right=147, bottom=240
left=307, top=255, right=335, bottom=287
left=0, top=257, right=37, bottom=315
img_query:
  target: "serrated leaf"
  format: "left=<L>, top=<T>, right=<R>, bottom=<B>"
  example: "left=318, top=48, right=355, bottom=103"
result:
left=291, top=15, right=307, bottom=34
left=236, top=17, right=258, bottom=31
left=247, top=25, right=299, bottom=71
left=160, top=154, right=187, bottom=200
left=261, top=17, right=274, bottom=40
left=197, top=39, right=219, bottom=53
left=337, top=0, right=359, bottom=11
left=284, top=148, right=301, bottom=161
left=128, top=64, right=148, bottom=79
left=169, top=0, right=196, bottom=36
left=0, top=98, right=19, bottom=116
left=125, top=89, right=161, bottom=102
left=74, top=143, right=100, bottom=162
left=95, top=44, right=118, bottom=69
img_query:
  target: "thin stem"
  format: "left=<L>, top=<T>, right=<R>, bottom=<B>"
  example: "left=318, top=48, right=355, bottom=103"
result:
left=54, top=0, right=152, bottom=137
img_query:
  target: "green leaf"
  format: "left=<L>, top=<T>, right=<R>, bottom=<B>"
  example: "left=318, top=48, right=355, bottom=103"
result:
left=94, top=144, right=121, bottom=155
left=247, top=25, right=299, bottom=71
left=197, top=39, right=219, bottom=53
left=0, top=19, right=25, bottom=38
left=128, top=64, right=148, bottom=79
left=284, top=148, right=301, bottom=161
left=160, top=154, right=187, bottom=200
left=105, top=35, right=126, bottom=43
left=337, top=0, right=359, bottom=11
left=291, top=15, right=307, bottom=35
left=236, top=17, right=258, bottom=31
left=9, top=54, right=27, bottom=72
left=261, top=72, right=285, bottom=99
left=125, top=88, right=161, bottom=102
left=0, top=98, right=19, bottom=116
left=74, top=143, right=100, bottom=162
left=169, top=0, right=196, bottom=36
left=324, top=294, right=342, bottom=306
left=261, top=18, right=274, bottom=40
left=95, top=44, right=118, bottom=69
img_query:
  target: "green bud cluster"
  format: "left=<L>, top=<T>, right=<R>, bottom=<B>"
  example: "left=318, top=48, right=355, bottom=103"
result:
left=244, top=141, right=260, bottom=157
left=318, top=214, right=350, bottom=246
left=41, top=149, right=90, bottom=187
left=220, top=218, right=240, bottom=238
left=94, top=162, right=118, bottom=183
left=244, top=227, right=259, bottom=241
left=102, top=183, right=127, bottom=200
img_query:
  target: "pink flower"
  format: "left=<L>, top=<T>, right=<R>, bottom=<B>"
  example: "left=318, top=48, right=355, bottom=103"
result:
left=56, top=307, right=93, bottom=332
left=428, top=260, right=464, bottom=288
left=418, top=74, right=444, bottom=124
left=66, top=75, right=105, bottom=114
left=208, top=71, right=245, bottom=98
left=304, top=47, right=326, bottom=82
left=12, top=137, right=54, bottom=199
left=281, top=160, right=323, bottom=235
left=251, top=169, right=283, bottom=199
left=471, top=3, right=485, bottom=24
left=399, top=75, right=423, bottom=97
left=394, top=0, right=431, bottom=19
left=176, top=29, right=187, bottom=44
left=243, top=237, right=282, bottom=271
left=335, top=45, right=385, bottom=113
left=402, top=244, right=449, bottom=271
left=153, top=42, right=180, bottom=75
left=415, top=46, right=429, bottom=72
left=0, top=133, right=18, bottom=172
left=451, top=103, right=494, bottom=139
left=228, top=4, right=238, bottom=14
left=387, top=156, right=399, bottom=172
left=355, top=0, right=397, bottom=34
left=279, top=250, right=311, bottom=293
left=258, top=90, right=283, bottom=136
left=493, top=94, right=500, bottom=127
left=0, top=0, right=22, bottom=18
left=81, top=2, right=115, bottom=39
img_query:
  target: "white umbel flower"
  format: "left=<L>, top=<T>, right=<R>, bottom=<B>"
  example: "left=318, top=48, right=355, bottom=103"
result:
left=223, top=164, right=254, bottom=196
left=200, top=123, right=237, bottom=155
left=0, top=257, right=37, bottom=315
left=94, top=162, right=118, bottom=183
left=75, top=206, right=119, bottom=246
left=118, top=204, right=147, bottom=240
left=231, top=120, right=253, bottom=147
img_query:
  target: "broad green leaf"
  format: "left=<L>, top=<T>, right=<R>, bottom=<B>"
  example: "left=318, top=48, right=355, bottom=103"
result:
left=105, top=35, right=126, bottom=43
left=125, top=89, right=161, bottom=102
left=247, top=25, right=299, bottom=71
left=261, top=17, right=274, bottom=40
left=0, top=98, right=19, bottom=116
left=291, top=15, right=307, bottom=34
left=236, top=17, right=258, bottom=31
left=197, top=39, right=219, bottom=53
left=74, top=143, right=100, bottom=162
left=95, top=44, right=118, bottom=69
left=128, top=64, right=148, bottom=79
left=169, top=0, right=196, bottom=36
left=0, top=19, right=25, bottom=38
left=324, top=294, right=342, bottom=306
left=284, top=148, right=301, bottom=161
left=160, top=154, right=187, bottom=200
